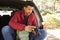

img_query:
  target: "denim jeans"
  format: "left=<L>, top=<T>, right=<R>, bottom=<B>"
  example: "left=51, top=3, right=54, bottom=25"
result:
left=1, top=25, right=47, bottom=40
left=34, top=29, right=47, bottom=40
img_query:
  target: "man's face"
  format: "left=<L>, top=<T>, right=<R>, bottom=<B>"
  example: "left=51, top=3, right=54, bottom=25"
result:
left=24, top=5, right=34, bottom=16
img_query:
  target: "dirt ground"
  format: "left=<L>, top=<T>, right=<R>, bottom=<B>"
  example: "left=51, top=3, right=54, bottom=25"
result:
left=46, top=34, right=60, bottom=40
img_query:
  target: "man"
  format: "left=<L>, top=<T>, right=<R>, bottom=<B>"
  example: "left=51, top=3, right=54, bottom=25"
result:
left=1, top=1, right=47, bottom=40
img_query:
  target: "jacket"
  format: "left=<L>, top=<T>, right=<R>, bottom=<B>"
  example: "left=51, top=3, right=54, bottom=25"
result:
left=9, top=10, right=37, bottom=31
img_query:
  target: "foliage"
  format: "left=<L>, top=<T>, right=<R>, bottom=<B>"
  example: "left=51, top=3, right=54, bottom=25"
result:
left=41, top=10, right=56, bottom=16
left=44, top=16, right=60, bottom=29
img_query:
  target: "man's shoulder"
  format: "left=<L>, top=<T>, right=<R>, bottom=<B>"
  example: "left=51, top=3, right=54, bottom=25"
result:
left=31, top=13, right=36, bottom=17
left=14, top=10, right=24, bottom=14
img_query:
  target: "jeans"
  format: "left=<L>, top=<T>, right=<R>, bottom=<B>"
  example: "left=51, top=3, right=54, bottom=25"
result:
left=1, top=25, right=47, bottom=40
left=34, top=29, right=47, bottom=40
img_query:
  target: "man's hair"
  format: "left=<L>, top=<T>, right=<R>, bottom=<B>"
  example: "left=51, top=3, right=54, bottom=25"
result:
left=24, top=1, right=35, bottom=7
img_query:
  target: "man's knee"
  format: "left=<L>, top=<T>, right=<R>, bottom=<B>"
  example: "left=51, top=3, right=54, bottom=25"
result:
left=1, top=25, right=11, bottom=33
left=40, top=29, right=47, bottom=38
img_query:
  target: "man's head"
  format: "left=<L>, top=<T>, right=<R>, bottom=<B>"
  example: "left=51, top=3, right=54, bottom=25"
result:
left=23, top=1, right=35, bottom=16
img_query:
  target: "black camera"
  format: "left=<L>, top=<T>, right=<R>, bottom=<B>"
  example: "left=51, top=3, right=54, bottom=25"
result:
left=29, top=27, right=41, bottom=40
left=34, top=27, right=41, bottom=36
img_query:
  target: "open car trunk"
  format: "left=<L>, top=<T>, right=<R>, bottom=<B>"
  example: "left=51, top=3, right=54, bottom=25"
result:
left=0, top=0, right=43, bottom=40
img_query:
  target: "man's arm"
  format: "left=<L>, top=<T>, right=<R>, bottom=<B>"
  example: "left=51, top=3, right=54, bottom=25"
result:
left=32, top=14, right=38, bottom=26
left=9, top=11, right=25, bottom=31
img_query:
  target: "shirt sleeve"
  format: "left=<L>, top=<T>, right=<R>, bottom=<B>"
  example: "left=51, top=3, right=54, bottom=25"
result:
left=9, top=12, right=25, bottom=31
left=32, top=14, right=38, bottom=27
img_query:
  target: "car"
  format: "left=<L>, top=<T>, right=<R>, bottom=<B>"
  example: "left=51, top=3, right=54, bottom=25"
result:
left=0, top=0, right=45, bottom=40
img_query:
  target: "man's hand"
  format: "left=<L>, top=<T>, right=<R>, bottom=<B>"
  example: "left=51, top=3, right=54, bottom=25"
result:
left=25, top=26, right=35, bottom=32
